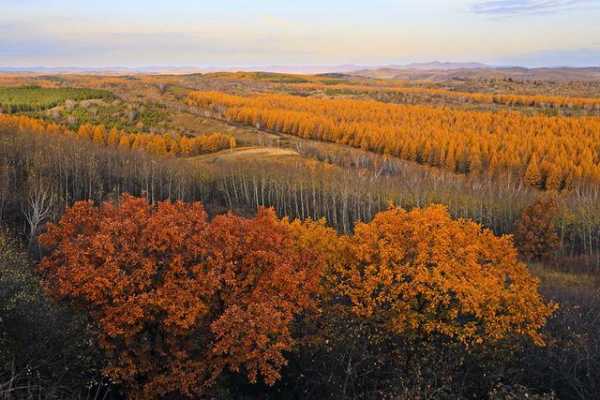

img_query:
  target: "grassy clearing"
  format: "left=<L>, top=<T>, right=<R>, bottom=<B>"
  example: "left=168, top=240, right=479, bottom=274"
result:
left=529, top=263, right=598, bottom=289
left=190, top=146, right=299, bottom=163
left=171, top=111, right=282, bottom=145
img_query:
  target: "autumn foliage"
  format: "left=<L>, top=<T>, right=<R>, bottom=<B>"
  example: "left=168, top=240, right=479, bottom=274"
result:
left=331, top=205, right=556, bottom=345
left=291, top=82, right=600, bottom=110
left=38, top=197, right=555, bottom=398
left=38, top=195, right=334, bottom=398
left=187, top=91, right=600, bottom=188
left=514, top=197, right=561, bottom=262
left=0, top=114, right=236, bottom=157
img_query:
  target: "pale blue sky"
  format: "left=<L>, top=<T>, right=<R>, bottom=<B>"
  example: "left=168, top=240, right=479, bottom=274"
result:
left=1, top=0, right=599, bottom=67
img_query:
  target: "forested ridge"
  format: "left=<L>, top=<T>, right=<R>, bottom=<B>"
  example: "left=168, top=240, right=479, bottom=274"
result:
left=184, top=71, right=600, bottom=111
left=287, top=82, right=600, bottom=111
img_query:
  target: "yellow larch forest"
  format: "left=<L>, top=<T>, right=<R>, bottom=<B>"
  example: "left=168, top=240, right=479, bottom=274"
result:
left=187, top=91, right=600, bottom=190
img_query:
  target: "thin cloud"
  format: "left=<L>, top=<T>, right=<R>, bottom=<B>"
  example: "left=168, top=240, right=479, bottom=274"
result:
left=471, top=0, right=594, bottom=16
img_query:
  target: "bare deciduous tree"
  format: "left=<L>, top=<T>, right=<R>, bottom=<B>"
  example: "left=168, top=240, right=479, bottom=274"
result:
left=23, top=181, right=55, bottom=254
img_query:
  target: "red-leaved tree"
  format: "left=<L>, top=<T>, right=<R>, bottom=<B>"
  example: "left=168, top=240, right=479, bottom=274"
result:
left=39, top=195, right=335, bottom=398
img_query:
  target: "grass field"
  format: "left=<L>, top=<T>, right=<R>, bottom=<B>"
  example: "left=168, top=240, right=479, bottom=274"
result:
left=190, top=146, right=299, bottom=163
left=529, top=263, right=598, bottom=289
left=0, top=86, right=113, bottom=113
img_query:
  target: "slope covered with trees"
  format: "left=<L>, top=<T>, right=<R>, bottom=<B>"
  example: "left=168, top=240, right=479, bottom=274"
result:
left=187, top=91, right=600, bottom=190
left=287, top=82, right=600, bottom=113
left=2, top=121, right=598, bottom=264
left=0, top=114, right=236, bottom=157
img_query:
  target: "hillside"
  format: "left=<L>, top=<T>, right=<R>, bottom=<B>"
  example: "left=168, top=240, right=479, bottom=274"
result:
left=1, top=69, right=599, bottom=400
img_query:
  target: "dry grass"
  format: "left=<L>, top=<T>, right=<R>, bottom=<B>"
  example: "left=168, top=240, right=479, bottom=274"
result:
left=529, top=263, right=598, bottom=289
left=190, top=146, right=299, bottom=163
left=171, top=111, right=282, bottom=146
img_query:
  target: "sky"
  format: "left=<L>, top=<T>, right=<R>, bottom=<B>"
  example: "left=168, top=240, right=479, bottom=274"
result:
left=1, top=0, right=600, bottom=68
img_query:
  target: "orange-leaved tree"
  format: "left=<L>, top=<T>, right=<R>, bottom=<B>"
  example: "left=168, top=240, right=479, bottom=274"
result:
left=514, top=197, right=561, bottom=262
left=38, top=195, right=336, bottom=399
left=330, top=205, right=556, bottom=346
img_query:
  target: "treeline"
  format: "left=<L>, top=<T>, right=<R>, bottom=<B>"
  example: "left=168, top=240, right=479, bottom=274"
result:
left=0, top=128, right=210, bottom=229
left=0, top=86, right=113, bottom=113
left=187, top=91, right=600, bottom=190
left=1, top=125, right=598, bottom=267
left=212, top=158, right=600, bottom=267
left=0, top=114, right=236, bottom=157
left=195, top=72, right=600, bottom=111
left=289, top=82, right=600, bottom=112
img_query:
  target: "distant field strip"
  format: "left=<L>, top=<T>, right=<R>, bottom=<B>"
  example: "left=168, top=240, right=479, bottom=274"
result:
left=0, top=86, right=113, bottom=112
left=187, top=91, right=600, bottom=189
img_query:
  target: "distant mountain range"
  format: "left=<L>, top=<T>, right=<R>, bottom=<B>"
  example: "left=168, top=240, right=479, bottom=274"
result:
left=0, top=64, right=365, bottom=75
left=1, top=63, right=600, bottom=81
left=387, top=61, right=491, bottom=70
left=0, top=62, right=491, bottom=74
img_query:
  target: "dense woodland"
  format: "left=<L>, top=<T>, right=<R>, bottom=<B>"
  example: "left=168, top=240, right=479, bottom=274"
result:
left=0, top=114, right=236, bottom=157
left=283, top=82, right=600, bottom=113
left=1, top=72, right=600, bottom=399
left=186, top=91, right=600, bottom=190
